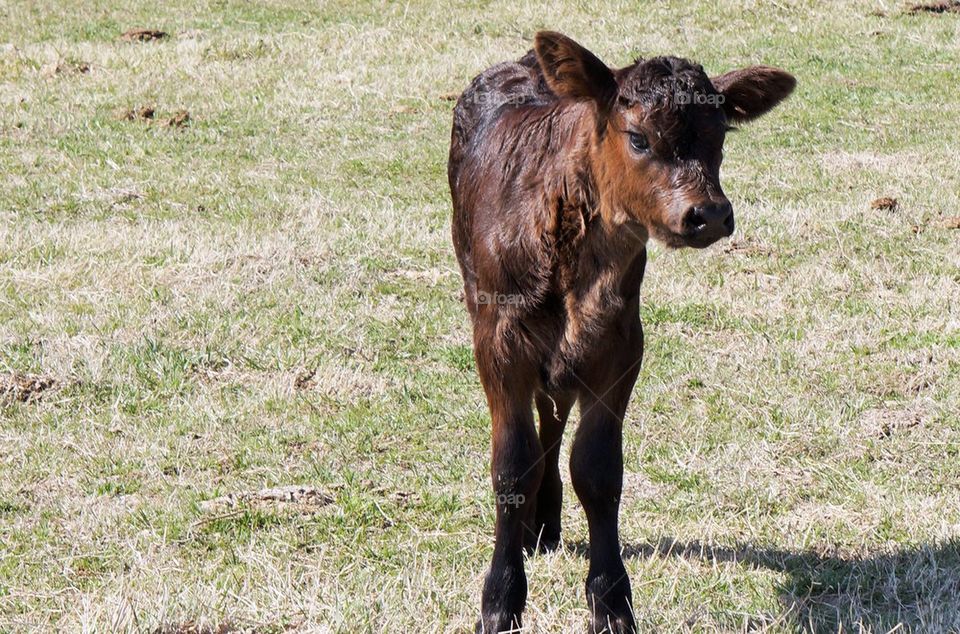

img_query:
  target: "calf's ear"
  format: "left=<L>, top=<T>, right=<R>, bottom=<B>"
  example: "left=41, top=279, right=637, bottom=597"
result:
left=711, top=66, right=796, bottom=123
left=534, top=31, right=617, bottom=116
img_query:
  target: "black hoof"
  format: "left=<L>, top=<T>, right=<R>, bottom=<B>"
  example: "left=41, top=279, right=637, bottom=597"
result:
left=590, top=613, right=636, bottom=634
left=479, top=561, right=526, bottom=633
left=475, top=613, right=521, bottom=633
left=587, top=573, right=635, bottom=633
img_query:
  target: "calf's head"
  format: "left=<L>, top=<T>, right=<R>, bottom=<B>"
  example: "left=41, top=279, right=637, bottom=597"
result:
left=535, top=31, right=795, bottom=248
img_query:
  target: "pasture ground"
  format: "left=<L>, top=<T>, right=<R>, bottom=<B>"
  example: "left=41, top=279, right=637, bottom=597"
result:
left=1, top=0, right=960, bottom=631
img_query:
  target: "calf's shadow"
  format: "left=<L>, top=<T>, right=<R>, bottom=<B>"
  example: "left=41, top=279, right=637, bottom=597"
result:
left=568, top=536, right=960, bottom=632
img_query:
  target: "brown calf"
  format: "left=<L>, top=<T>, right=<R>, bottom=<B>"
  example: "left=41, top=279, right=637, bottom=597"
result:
left=448, top=32, right=795, bottom=633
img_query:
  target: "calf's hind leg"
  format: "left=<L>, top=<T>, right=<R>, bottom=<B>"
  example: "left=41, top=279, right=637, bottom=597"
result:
left=522, top=391, right=573, bottom=554
left=476, top=368, right=543, bottom=633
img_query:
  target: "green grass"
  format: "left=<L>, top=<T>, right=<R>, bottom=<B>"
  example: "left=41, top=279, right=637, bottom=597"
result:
left=1, top=0, right=960, bottom=631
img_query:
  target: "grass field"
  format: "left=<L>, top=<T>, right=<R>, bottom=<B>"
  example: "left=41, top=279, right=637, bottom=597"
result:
left=2, top=0, right=960, bottom=631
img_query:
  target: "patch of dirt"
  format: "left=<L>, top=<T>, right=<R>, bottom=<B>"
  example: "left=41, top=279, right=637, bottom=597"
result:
left=282, top=438, right=326, bottom=459
left=115, top=106, right=190, bottom=128
left=41, top=60, right=90, bottom=78
left=294, top=368, right=316, bottom=391
left=166, top=109, right=190, bottom=127
left=388, top=489, right=419, bottom=504
left=115, top=106, right=156, bottom=122
left=937, top=216, right=960, bottom=229
left=861, top=407, right=925, bottom=439
left=295, top=252, right=323, bottom=267
left=439, top=92, right=460, bottom=101
left=111, top=188, right=144, bottom=205
left=870, top=196, right=898, bottom=211
left=121, top=28, right=168, bottom=42
left=199, top=485, right=334, bottom=513
left=722, top=238, right=772, bottom=256
left=0, top=373, right=56, bottom=403
left=907, top=0, right=960, bottom=13
left=363, top=484, right=420, bottom=506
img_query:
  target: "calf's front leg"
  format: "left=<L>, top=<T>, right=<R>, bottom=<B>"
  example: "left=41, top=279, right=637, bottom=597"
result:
left=570, top=407, right=634, bottom=633
left=571, top=333, right=642, bottom=633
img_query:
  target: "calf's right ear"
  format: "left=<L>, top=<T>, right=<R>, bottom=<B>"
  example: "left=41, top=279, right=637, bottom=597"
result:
left=534, top=31, right=617, bottom=116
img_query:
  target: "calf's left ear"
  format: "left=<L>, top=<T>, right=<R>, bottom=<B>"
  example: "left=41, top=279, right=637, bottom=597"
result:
left=710, top=66, right=796, bottom=123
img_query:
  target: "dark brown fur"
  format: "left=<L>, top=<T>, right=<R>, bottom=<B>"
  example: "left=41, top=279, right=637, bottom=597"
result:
left=449, top=32, right=795, bottom=633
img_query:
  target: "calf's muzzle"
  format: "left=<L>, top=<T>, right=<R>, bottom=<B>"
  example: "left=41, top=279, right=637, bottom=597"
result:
left=682, top=200, right=734, bottom=247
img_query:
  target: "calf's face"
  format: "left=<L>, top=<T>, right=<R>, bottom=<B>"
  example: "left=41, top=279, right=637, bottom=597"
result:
left=535, top=32, right=795, bottom=249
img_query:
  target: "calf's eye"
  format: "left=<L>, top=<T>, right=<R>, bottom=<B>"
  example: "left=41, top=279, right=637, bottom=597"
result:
left=629, top=132, right=650, bottom=153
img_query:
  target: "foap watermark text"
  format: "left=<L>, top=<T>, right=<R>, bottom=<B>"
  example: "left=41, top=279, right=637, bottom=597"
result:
left=477, top=290, right=524, bottom=306
left=676, top=91, right=726, bottom=107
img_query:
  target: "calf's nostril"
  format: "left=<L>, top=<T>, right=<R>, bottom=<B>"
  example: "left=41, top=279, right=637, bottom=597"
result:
left=688, top=207, right=706, bottom=228
left=687, top=204, right=730, bottom=230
